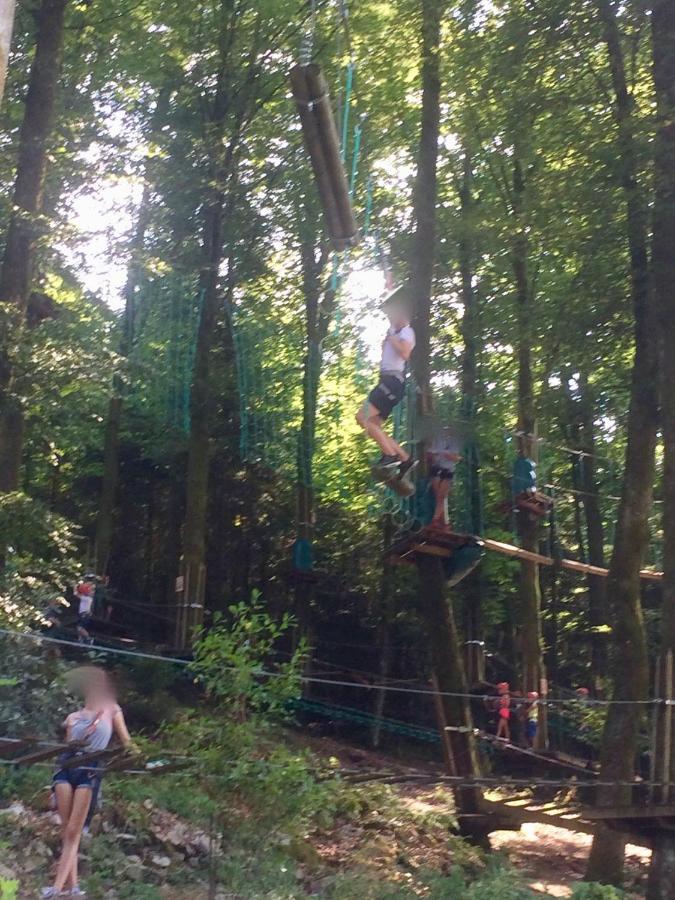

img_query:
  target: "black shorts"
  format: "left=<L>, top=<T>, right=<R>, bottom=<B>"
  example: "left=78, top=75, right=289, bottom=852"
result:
left=367, top=375, right=405, bottom=420
left=430, top=465, right=455, bottom=481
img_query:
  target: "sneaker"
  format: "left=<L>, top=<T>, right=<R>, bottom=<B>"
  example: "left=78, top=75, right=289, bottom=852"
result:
left=40, top=889, right=62, bottom=898
left=69, top=888, right=87, bottom=897
left=375, top=454, right=400, bottom=469
left=397, top=458, right=418, bottom=480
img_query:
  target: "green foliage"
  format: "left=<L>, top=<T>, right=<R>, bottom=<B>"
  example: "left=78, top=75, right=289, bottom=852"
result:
left=190, top=590, right=307, bottom=720
left=0, top=492, right=79, bottom=627
left=571, top=884, right=625, bottom=900
left=0, top=879, right=18, bottom=900
left=423, top=865, right=537, bottom=899
left=0, top=636, right=72, bottom=736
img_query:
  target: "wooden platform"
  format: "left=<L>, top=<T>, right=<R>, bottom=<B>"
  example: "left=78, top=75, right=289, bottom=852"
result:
left=387, top=527, right=482, bottom=565
left=480, top=795, right=596, bottom=835
left=513, top=491, right=554, bottom=518
left=582, top=804, right=675, bottom=843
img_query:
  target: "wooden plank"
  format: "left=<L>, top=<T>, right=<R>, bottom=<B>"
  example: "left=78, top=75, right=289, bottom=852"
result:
left=413, top=543, right=453, bottom=558
left=58, top=746, right=124, bottom=770
left=479, top=798, right=596, bottom=836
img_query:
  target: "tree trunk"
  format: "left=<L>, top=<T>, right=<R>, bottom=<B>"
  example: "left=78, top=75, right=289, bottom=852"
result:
left=409, top=0, right=441, bottom=398
left=180, top=1, right=261, bottom=645
left=94, top=84, right=174, bottom=576
left=577, top=383, right=609, bottom=689
left=458, top=146, right=484, bottom=682
left=586, top=0, right=658, bottom=884
left=511, top=152, right=546, bottom=710
left=410, top=0, right=482, bottom=823
left=0, top=0, right=16, bottom=107
left=372, top=515, right=394, bottom=748
left=181, top=190, right=226, bottom=643
left=294, top=229, right=332, bottom=677
left=0, top=0, right=68, bottom=492
left=651, top=11, right=675, bottom=893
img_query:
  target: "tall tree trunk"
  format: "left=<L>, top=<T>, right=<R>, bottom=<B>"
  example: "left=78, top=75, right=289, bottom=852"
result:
left=294, top=229, right=331, bottom=682
left=576, top=380, right=609, bottom=689
left=511, top=152, right=546, bottom=711
left=180, top=0, right=261, bottom=645
left=458, top=146, right=484, bottom=682
left=181, top=188, right=227, bottom=643
left=372, top=515, right=394, bottom=747
left=94, top=84, right=174, bottom=575
left=0, top=0, right=68, bottom=492
left=648, top=4, right=675, bottom=894
left=410, top=0, right=482, bottom=824
left=586, top=0, right=658, bottom=884
left=0, top=0, right=16, bottom=107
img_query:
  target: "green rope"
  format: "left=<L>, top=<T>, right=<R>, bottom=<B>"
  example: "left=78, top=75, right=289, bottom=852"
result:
left=349, top=120, right=363, bottom=198
left=340, top=62, right=354, bottom=161
left=363, top=175, right=373, bottom=237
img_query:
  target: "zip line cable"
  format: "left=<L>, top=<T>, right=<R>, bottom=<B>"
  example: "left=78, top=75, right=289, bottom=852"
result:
left=0, top=628, right=668, bottom=707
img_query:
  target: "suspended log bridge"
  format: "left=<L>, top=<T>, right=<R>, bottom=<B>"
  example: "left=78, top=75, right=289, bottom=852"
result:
left=386, top=527, right=661, bottom=581
left=481, top=537, right=663, bottom=582
left=289, top=64, right=360, bottom=252
left=481, top=732, right=597, bottom=779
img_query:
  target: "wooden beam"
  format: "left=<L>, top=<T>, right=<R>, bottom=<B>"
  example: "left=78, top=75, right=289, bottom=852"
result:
left=482, top=538, right=662, bottom=582
left=582, top=805, right=675, bottom=821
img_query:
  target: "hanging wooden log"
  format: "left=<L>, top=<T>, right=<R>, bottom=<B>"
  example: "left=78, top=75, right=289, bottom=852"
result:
left=290, top=64, right=359, bottom=252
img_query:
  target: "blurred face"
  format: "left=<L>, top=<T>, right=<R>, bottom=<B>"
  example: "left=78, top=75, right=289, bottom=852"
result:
left=386, top=303, right=410, bottom=329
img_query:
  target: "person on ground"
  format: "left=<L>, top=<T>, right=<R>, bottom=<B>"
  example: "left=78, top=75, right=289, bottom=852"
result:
left=74, top=576, right=95, bottom=645
left=42, top=667, right=135, bottom=898
left=426, top=427, right=463, bottom=528
left=356, top=288, right=416, bottom=482
left=496, top=681, right=511, bottom=742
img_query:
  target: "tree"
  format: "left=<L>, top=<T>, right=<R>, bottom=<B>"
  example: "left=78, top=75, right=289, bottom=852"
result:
left=647, top=1, right=675, bottom=892
left=0, top=0, right=69, bottom=495
left=0, top=0, right=16, bottom=107
left=410, top=0, right=482, bottom=826
left=586, top=0, right=658, bottom=883
left=94, top=81, right=176, bottom=577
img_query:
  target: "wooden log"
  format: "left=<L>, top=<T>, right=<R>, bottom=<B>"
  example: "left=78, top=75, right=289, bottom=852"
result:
left=297, top=64, right=359, bottom=250
left=303, top=65, right=359, bottom=247
left=481, top=537, right=662, bottom=581
left=290, top=66, right=350, bottom=251
left=13, top=742, right=71, bottom=766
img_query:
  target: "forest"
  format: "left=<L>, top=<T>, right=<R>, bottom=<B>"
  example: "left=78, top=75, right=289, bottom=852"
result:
left=1, top=0, right=675, bottom=897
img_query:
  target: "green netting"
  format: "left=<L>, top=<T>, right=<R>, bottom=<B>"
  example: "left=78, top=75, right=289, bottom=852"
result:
left=127, top=278, right=202, bottom=434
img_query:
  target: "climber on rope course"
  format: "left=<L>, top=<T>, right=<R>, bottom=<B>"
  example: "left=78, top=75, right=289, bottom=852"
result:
left=426, top=423, right=464, bottom=529
left=356, top=287, right=418, bottom=493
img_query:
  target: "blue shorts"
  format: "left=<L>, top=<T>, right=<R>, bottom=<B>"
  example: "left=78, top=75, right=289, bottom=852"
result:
left=53, top=753, right=100, bottom=790
left=526, top=720, right=538, bottom=740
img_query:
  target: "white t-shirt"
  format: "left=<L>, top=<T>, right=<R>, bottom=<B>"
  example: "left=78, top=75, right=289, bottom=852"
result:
left=76, top=583, right=94, bottom=616
left=380, top=325, right=415, bottom=375
left=428, top=431, right=462, bottom=471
